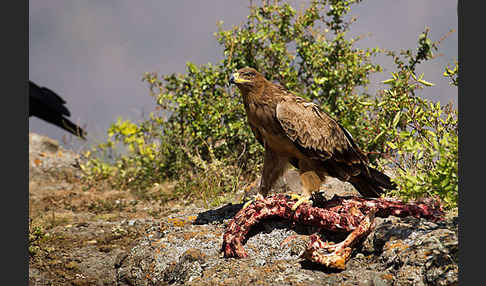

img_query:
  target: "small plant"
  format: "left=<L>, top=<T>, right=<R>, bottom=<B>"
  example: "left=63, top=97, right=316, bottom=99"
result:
left=29, top=222, right=49, bottom=256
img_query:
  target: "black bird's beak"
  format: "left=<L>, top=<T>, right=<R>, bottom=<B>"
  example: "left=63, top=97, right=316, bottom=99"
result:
left=229, top=74, right=236, bottom=85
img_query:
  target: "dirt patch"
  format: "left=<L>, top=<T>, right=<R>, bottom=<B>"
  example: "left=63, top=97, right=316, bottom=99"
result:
left=29, top=133, right=458, bottom=285
left=29, top=133, right=192, bottom=285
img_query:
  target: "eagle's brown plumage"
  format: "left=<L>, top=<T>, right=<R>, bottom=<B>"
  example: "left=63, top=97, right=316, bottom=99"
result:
left=230, top=67, right=396, bottom=200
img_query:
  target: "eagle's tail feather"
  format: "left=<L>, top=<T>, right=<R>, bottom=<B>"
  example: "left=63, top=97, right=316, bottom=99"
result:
left=349, top=167, right=396, bottom=198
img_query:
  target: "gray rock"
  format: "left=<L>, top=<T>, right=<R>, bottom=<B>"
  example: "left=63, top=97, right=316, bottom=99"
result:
left=115, top=209, right=458, bottom=286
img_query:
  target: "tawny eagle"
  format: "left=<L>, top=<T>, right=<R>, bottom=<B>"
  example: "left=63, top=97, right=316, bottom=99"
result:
left=229, top=67, right=395, bottom=208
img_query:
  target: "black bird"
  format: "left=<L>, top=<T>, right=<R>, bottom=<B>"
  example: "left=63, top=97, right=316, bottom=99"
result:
left=29, top=81, right=87, bottom=139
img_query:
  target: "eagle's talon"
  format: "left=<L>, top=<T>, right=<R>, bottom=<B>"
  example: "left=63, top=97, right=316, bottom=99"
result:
left=289, top=194, right=312, bottom=211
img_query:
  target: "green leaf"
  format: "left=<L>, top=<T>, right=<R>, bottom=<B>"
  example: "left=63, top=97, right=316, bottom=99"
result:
left=417, top=78, right=435, bottom=86
left=386, top=141, right=397, bottom=149
left=358, top=101, right=373, bottom=106
left=392, top=111, right=401, bottom=128
left=372, top=130, right=385, bottom=143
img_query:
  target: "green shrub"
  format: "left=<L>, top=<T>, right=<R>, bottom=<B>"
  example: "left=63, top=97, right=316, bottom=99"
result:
left=82, top=0, right=457, bottom=208
left=374, top=48, right=458, bottom=207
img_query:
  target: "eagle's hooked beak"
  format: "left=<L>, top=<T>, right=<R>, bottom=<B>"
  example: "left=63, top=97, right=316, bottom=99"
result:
left=229, top=72, right=251, bottom=84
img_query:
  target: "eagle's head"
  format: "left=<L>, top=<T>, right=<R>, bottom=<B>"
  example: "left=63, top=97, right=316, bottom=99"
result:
left=229, top=67, right=265, bottom=91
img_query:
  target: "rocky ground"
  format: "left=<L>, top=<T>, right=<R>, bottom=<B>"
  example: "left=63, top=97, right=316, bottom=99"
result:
left=29, top=133, right=458, bottom=285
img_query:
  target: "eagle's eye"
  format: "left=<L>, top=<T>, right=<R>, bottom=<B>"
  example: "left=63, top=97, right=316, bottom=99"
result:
left=244, top=71, right=256, bottom=77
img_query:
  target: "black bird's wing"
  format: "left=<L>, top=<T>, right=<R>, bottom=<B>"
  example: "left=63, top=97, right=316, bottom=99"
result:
left=29, top=81, right=87, bottom=139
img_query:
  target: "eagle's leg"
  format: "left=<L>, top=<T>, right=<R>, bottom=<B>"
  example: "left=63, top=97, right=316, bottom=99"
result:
left=290, top=171, right=321, bottom=211
left=243, top=147, right=288, bottom=209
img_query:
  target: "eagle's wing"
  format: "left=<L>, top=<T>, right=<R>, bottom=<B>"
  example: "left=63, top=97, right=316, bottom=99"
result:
left=276, top=97, right=367, bottom=166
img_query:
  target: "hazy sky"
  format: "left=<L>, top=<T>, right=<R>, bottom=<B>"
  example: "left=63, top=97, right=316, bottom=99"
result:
left=29, top=0, right=458, bottom=150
